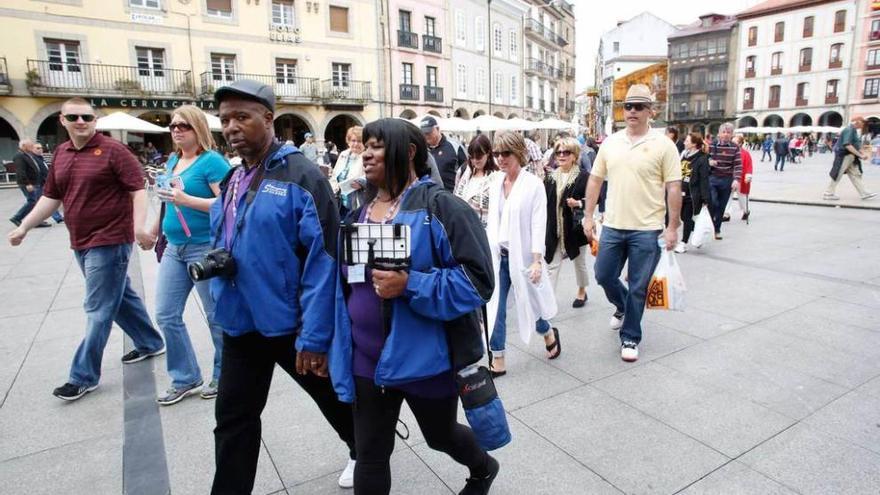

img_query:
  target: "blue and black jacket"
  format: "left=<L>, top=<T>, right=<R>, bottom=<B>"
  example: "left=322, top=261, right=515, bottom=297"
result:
left=328, top=177, right=494, bottom=403
left=209, top=143, right=339, bottom=354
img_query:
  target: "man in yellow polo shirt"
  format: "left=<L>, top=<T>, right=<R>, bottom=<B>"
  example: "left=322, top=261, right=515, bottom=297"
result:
left=582, top=84, right=682, bottom=362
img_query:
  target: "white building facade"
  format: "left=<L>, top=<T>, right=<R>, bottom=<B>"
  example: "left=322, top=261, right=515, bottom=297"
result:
left=522, top=0, right=576, bottom=121
left=449, top=0, right=529, bottom=120
left=734, top=0, right=856, bottom=130
left=595, top=12, right=679, bottom=136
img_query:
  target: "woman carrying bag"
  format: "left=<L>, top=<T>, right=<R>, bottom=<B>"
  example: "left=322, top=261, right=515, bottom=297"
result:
left=543, top=137, right=590, bottom=308
left=676, top=133, right=710, bottom=253
left=328, top=118, right=501, bottom=495
left=142, top=105, right=230, bottom=404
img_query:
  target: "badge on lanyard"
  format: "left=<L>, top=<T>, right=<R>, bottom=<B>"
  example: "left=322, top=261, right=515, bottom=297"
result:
left=348, top=264, right=366, bottom=284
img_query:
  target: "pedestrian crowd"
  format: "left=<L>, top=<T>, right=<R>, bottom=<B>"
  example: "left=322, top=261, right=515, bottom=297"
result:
left=3, top=81, right=875, bottom=494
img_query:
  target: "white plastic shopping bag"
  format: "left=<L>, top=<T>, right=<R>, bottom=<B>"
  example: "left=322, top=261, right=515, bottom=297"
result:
left=646, top=248, right=686, bottom=311
left=689, top=209, right=713, bottom=248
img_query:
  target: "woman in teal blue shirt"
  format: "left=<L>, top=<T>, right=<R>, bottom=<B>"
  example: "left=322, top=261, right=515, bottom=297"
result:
left=146, top=105, right=230, bottom=405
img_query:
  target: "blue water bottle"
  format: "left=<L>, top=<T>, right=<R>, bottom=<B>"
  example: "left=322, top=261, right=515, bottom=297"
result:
left=457, top=363, right=512, bottom=451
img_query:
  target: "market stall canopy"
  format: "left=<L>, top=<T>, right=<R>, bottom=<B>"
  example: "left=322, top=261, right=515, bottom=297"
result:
left=471, top=115, right=516, bottom=131
left=205, top=113, right=222, bottom=132
left=536, top=118, right=576, bottom=131
left=96, top=112, right=168, bottom=134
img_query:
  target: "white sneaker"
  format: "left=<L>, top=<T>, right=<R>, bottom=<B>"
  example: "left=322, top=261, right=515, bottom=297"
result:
left=674, top=242, right=687, bottom=254
left=823, top=193, right=840, bottom=201
left=862, top=192, right=877, bottom=201
left=338, top=459, right=356, bottom=489
left=621, top=342, right=639, bottom=362
left=609, top=311, right=624, bottom=330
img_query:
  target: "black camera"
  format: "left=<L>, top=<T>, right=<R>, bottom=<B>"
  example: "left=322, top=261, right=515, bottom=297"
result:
left=188, top=248, right=237, bottom=281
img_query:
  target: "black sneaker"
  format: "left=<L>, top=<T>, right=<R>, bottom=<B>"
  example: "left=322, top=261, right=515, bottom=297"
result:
left=121, top=347, right=166, bottom=364
left=35, top=221, right=51, bottom=228
left=53, top=382, right=98, bottom=401
left=459, top=456, right=499, bottom=495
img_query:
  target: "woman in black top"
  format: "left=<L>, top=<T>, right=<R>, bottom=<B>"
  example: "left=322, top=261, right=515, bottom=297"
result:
left=676, top=132, right=711, bottom=253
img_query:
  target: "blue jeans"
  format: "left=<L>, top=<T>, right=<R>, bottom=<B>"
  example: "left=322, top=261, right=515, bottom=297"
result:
left=774, top=153, right=786, bottom=171
left=11, top=185, right=62, bottom=223
left=70, top=244, right=165, bottom=387
left=489, top=253, right=551, bottom=355
left=761, top=150, right=772, bottom=161
left=708, top=175, right=733, bottom=234
left=155, top=242, right=223, bottom=388
left=593, top=227, right=661, bottom=345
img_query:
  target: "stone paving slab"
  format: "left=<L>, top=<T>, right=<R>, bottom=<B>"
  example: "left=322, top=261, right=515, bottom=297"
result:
left=2, top=189, right=880, bottom=494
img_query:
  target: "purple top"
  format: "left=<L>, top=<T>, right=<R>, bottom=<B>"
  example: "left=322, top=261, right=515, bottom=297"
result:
left=343, top=208, right=456, bottom=399
left=224, top=165, right=260, bottom=249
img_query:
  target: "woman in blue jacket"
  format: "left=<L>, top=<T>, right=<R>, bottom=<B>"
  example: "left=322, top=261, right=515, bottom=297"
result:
left=329, top=118, right=499, bottom=495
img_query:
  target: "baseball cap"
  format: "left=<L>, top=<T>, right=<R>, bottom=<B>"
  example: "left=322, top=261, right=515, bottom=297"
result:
left=214, top=79, right=276, bottom=112
left=304, top=132, right=313, bottom=138
left=419, top=116, right=439, bottom=133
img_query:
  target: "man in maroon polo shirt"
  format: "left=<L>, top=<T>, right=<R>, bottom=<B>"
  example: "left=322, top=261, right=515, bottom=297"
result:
left=8, top=97, right=165, bottom=401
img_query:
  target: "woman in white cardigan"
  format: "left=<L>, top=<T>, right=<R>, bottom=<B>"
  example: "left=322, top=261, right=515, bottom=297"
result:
left=329, top=125, right=365, bottom=215
left=486, top=131, right=559, bottom=377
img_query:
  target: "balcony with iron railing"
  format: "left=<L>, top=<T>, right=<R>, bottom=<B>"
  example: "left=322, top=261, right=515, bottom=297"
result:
left=707, top=81, right=727, bottom=91
left=539, top=99, right=546, bottom=111
left=708, top=109, right=725, bottom=118
left=526, top=96, right=534, bottom=108
left=398, top=30, right=419, bottom=49
left=565, top=67, right=575, bottom=80
left=199, top=71, right=319, bottom=102
left=743, top=100, right=754, bottom=110
left=423, top=35, right=442, bottom=54
left=399, top=83, right=419, bottom=101
left=795, top=96, right=808, bottom=106
left=321, top=79, right=371, bottom=105
left=524, top=18, right=560, bottom=47
left=27, top=59, right=194, bottom=97
left=0, top=57, right=10, bottom=95
left=424, top=85, right=443, bottom=103
left=525, top=57, right=546, bottom=75
left=825, top=94, right=838, bottom=104
left=829, top=59, right=842, bottom=69
left=671, top=84, right=691, bottom=94
left=673, top=111, right=691, bottom=120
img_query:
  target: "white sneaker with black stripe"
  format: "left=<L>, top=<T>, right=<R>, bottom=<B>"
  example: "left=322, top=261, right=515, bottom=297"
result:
left=621, top=341, right=639, bottom=362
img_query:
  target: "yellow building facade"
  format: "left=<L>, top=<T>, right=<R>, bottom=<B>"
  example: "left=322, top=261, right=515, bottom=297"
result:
left=0, top=0, right=383, bottom=159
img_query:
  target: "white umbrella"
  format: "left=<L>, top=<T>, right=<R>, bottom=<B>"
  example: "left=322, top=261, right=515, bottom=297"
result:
left=816, top=125, right=842, bottom=134
left=536, top=118, right=576, bottom=130
left=205, top=113, right=222, bottom=132
left=506, top=118, right=539, bottom=131
left=96, top=112, right=168, bottom=133
left=440, top=117, right=475, bottom=133
left=737, top=127, right=759, bottom=134
left=471, top=115, right=514, bottom=131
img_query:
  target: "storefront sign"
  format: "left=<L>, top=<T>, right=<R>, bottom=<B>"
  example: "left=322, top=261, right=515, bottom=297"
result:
left=269, top=24, right=302, bottom=44
left=87, top=97, right=216, bottom=110
left=131, top=13, right=163, bottom=25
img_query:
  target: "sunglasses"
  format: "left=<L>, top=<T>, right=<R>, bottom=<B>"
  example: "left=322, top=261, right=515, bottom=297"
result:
left=492, top=150, right=513, bottom=158
left=62, top=114, right=96, bottom=123
left=624, top=103, right=649, bottom=112
left=169, top=122, right=194, bottom=132
left=555, top=150, right=573, bottom=157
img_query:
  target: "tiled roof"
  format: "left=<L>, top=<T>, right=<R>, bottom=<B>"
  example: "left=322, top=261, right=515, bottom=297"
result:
left=737, top=0, right=832, bottom=19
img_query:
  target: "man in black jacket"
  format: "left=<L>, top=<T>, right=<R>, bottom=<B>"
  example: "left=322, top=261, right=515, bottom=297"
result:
left=10, top=140, right=54, bottom=227
left=421, top=116, right=467, bottom=191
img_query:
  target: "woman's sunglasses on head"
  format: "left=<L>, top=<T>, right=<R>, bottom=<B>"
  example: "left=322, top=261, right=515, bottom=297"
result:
left=62, top=114, right=96, bottom=123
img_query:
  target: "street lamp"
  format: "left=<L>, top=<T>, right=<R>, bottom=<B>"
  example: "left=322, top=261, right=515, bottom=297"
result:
left=488, top=0, right=492, bottom=117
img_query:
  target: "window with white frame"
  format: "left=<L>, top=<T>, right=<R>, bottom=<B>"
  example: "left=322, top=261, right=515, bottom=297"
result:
left=272, top=0, right=295, bottom=27
left=455, top=10, right=466, bottom=45
left=475, top=67, right=486, bottom=99
left=45, top=39, right=81, bottom=73
left=475, top=17, right=485, bottom=51
left=457, top=64, right=467, bottom=97
left=510, top=75, right=518, bottom=104
left=275, top=58, right=298, bottom=84
left=493, top=23, right=503, bottom=55
left=206, top=0, right=232, bottom=18
left=493, top=72, right=502, bottom=103
left=401, top=63, right=413, bottom=85
left=509, top=29, right=518, bottom=60
left=869, top=49, right=880, bottom=67
left=136, top=47, right=165, bottom=77
left=332, top=62, right=351, bottom=87
left=865, top=78, right=880, bottom=98
left=211, top=53, right=235, bottom=81
left=130, top=0, right=159, bottom=8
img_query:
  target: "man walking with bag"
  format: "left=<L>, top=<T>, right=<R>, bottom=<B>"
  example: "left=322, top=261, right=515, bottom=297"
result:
left=582, top=85, right=682, bottom=362
left=824, top=116, right=877, bottom=201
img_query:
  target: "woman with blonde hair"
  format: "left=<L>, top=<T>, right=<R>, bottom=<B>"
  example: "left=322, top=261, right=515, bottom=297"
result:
left=486, top=131, right=559, bottom=377
left=142, top=104, right=230, bottom=405
left=330, top=125, right=365, bottom=215
left=543, top=137, right=590, bottom=307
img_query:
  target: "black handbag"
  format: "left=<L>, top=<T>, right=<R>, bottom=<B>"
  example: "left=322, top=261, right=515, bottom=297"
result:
left=154, top=203, right=168, bottom=262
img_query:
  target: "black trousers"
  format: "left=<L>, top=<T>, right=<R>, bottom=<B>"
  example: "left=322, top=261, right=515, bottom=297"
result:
left=352, top=377, right=489, bottom=495
left=212, top=332, right=356, bottom=495
left=681, top=196, right=695, bottom=243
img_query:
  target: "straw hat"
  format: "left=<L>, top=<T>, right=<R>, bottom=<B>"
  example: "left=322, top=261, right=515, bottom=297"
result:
left=624, top=84, right=654, bottom=105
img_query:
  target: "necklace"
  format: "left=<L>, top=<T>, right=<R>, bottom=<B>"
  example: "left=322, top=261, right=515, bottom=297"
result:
left=366, top=180, right=416, bottom=224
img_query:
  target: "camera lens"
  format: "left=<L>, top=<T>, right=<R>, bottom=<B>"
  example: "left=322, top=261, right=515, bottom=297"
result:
left=188, top=262, right=205, bottom=281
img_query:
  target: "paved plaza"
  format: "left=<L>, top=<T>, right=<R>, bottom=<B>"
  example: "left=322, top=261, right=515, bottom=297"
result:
left=1, top=150, right=879, bottom=494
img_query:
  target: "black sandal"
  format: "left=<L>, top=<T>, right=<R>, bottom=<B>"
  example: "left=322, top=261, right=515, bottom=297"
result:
left=490, top=368, right=507, bottom=378
left=545, top=327, right=561, bottom=360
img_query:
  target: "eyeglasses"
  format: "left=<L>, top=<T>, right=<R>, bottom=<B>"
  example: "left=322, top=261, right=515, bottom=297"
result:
left=492, top=150, right=513, bottom=158
left=623, top=103, right=649, bottom=112
left=555, top=150, right=573, bottom=157
left=62, top=114, right=96, bottom=123
left=169, top=122, right=194, bottom=132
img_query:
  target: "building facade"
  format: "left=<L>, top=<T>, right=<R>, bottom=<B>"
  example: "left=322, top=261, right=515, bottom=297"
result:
left=734, top=0, right=855, bottom=131
left=595, top=12, right=679, bottom=136
left=448, top=0, right=529, bottom=121
left=667, top=14, right=739, bottom=137
left=848, top=0, right=880, bottom=128
left=0, top=0, right=383, bottom=160
left=383, top=0, right=451, bottom=119
left=612, top=62, right=668, bottom=129
left=522, top=0, right=576, bottom=121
